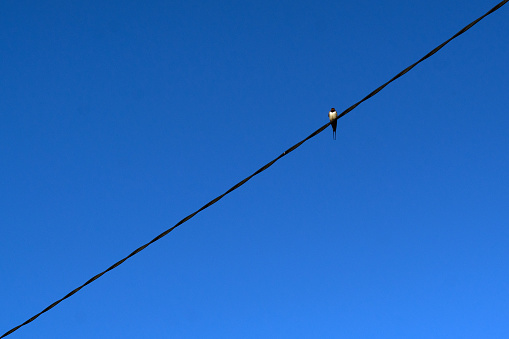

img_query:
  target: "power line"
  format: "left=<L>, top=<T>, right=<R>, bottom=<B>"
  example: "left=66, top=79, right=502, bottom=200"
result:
left=2, top=0, right=507, bottom=337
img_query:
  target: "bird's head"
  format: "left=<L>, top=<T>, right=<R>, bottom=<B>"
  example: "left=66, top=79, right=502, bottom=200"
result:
left=331, top=108, right=336, bottom=112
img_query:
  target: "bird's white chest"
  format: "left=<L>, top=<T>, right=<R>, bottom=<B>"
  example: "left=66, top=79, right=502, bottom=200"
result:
left=329, top=111, right=337, bottom=121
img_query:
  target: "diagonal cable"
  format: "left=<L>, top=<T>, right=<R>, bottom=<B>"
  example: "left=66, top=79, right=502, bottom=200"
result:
left=2, top=0, right=507, bottom=337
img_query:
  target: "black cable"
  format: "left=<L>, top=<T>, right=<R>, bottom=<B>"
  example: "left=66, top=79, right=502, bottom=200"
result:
left=2, top=0, right=507, bottom=337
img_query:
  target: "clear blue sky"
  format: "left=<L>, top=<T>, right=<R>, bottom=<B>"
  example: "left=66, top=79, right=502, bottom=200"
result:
left=1, top=0, right=508, bottom=338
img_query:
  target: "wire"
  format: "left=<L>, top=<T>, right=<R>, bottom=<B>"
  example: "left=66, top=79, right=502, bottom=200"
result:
left=2, top=0, right=507, bottom=337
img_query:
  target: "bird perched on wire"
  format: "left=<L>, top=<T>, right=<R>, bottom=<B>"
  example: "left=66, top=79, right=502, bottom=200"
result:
left=328, top=108, right=338, bottom=140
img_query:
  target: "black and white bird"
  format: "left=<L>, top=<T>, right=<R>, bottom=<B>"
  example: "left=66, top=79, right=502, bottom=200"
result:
left=328, top=108, right=338, bottom=140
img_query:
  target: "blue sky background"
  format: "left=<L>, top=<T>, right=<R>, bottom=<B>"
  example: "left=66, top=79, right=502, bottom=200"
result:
left=1, top=0, right=508, bottom=338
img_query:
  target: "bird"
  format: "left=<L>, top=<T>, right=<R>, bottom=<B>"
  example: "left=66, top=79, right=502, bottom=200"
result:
left=328, top=108, right=338, bottom=140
